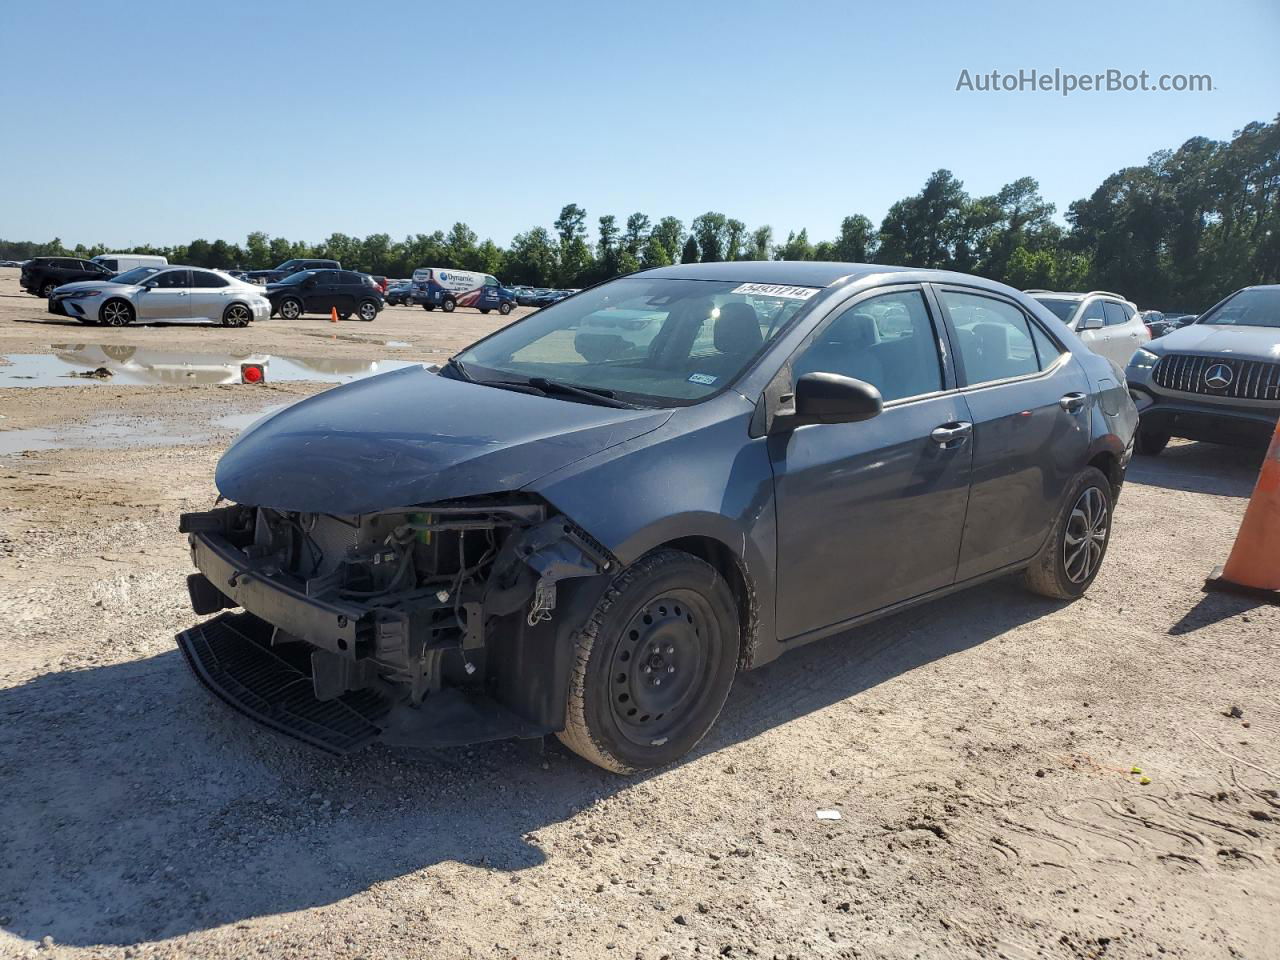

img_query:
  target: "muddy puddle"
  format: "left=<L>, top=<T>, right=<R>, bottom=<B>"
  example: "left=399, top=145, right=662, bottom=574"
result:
left=0, top=415, right=199, bottom=455
left=0, top=346, right=422, bottom=388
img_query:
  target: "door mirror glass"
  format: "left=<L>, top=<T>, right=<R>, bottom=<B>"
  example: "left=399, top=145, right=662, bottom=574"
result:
left=1078, top=315, right=1104, bottom=331
left=776, top=372, right=883, bottom=431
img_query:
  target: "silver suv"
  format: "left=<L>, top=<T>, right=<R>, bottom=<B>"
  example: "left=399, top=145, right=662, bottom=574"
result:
left=1027, top=290, right=1150, bottom=368
left=1124, top=285, right=1280, bottom=455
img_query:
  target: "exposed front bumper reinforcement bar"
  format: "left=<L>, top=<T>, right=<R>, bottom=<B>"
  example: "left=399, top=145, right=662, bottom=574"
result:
left=177, top=611, right=553, bottom=754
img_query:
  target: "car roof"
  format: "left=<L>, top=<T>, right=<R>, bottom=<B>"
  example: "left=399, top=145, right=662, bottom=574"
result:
left=637, top=260, right=1033, bottom=297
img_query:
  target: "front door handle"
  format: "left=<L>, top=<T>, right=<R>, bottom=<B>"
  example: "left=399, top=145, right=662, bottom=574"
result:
left=930, top=421, right=972, bottom=448
left=1059, top=392, right=1086, bottom=413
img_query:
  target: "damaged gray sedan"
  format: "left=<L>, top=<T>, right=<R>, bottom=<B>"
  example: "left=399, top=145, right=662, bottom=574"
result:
left=179, top=261, right=1137, bottom=772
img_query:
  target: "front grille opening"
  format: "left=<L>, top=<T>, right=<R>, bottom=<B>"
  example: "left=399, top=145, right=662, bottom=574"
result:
left=1152, top=354, right=1280, bottom=401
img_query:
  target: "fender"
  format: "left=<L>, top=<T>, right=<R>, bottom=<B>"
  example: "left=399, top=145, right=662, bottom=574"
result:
left=528, top=394, right=781, bottom=669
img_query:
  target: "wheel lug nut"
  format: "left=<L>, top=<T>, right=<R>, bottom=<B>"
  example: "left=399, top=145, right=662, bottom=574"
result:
left=667, top=664, right=675, bottom=673
left=664, top=645, right=674, bottom=654
left=653, top=677, right=662, bottom=686
left=642, top=664, right=652, bottom=674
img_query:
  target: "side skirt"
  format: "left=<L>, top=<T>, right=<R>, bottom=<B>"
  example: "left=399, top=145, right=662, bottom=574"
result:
left=773, top=559, right=1030, bottom=653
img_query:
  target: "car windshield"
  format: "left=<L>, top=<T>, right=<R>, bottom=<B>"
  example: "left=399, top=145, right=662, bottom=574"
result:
left=112, top=266, right=162, bottom=285
left=454, top=277, right=811, bottom=405
left=1033, top=297, right=1079, bottom=323
left=1197, top=288, right=1280, bottom=328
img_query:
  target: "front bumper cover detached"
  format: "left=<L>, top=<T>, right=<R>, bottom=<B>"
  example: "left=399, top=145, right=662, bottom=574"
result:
left=178, top=612, right=553, bottom=755
left=177, top=508, right=612, bottom=754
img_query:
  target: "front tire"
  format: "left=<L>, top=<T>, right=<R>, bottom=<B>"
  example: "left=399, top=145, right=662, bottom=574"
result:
left=221, top=303, right=252, bottom=327
left=357, top=299, right=378, bottom=321
left=558, top=549, right=739, bottom=774
left=499, top=301, right=513, bottom=316
left=278, top=297, right=303, bottom=320
left=1023, top=466, right=1113, bottom=600
left=1135, top=425, right=1170, bottom=456
left=99, top=298, right=135, bottom=327
left=441, top=296, right=456, bottom=313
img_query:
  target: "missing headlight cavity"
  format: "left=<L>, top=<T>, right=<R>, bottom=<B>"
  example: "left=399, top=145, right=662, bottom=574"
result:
left=179, top=496, right=614, bottom=705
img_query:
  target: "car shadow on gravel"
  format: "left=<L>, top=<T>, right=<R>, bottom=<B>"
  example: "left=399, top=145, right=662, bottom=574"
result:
left=1126, top=440, right=1264, bottom=497
left=0, top=577, right=1051, bottom=947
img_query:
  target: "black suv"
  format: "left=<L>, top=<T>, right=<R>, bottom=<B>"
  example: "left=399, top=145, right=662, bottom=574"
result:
left=21, top=257, right=115, bottom=298
left=265, top=270, right=384, bottom=321
left=244, top=258, right=341, bottom=285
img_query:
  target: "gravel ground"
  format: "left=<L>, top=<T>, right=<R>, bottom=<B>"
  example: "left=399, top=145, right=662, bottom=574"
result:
left=1, top=269, right=1277, bottom=959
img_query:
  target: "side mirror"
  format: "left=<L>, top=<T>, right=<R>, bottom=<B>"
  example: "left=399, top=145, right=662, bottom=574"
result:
left=772, top=372, right=883, bottom=432
left=1078, top=315, right=1104, bottom=331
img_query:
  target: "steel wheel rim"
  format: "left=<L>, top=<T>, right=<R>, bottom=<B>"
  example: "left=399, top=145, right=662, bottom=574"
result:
left=608, top=589, right=720, bottom=746
left=227, top=305, right=249, bottom=326
left=281, top=300, right=300, bottom=319
left=103, top=302, right=130, bottom=326
left=1064, top=486, right=1108, bottom=583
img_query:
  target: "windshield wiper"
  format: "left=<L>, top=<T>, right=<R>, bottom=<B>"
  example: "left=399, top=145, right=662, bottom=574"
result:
left=443, top=357, right=473, bottom=381
left=527, top=377, right=639, bottom=409
left=447, top=360, right=640, bottom=408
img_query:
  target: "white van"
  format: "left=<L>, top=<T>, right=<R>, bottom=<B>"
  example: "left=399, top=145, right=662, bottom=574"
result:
left=92, top=253, right=168, bottom=274
left=411, top=267, right=516, bottom=314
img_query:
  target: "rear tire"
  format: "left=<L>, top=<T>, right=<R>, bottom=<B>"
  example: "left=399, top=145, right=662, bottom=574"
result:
left=221, top=303, right=252, bottom=327
left=479, top=308, right=490, bottom=314
left=423, top=304, right=435, bottom=312
left=1135, top=425, right=1170, bottom=456
left=1023, top=466, right=1113, bottom=600
left=558, top=549, right=739, bottom=774
left=442, top=297, right=456, bottom=313
left=99, top=298, right=135, bottom=327
left=40, top=280, right=57, bottom=298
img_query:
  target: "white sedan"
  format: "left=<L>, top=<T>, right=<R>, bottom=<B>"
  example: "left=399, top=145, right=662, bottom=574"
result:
left=49, top=266, right=272, bottom=327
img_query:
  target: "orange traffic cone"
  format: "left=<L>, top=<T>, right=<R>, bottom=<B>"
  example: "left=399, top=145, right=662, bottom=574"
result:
left=1204, top=416, right=1280, bottom=603
left=330, top=307, right=339, bottom=324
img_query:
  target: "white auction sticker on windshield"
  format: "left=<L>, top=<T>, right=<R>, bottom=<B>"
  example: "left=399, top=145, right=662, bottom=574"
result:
left=730, top=282, right=820, bottom=300
left=688, top=373, right=718, bottom=385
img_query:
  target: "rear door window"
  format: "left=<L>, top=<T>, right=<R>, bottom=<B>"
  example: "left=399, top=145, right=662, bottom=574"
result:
left=191, top=270, right=229, bottom=288
left=940, top=290, right=1042, bottom=385
left=1102, top=301, right=1128, bottom=326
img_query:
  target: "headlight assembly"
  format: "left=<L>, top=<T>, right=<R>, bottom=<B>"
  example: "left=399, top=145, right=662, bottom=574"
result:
left=1127, top=347, right=1159, bottom=370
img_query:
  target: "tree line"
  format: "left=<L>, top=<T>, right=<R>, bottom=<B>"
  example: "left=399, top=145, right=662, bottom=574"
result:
left=4, top=116, right=1275, bottom=311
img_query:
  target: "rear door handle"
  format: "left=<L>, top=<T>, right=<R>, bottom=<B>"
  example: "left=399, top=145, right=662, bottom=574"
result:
left=1059, top=392, right=1086, bottom=412
left=930, top=421, right=972, bottom=448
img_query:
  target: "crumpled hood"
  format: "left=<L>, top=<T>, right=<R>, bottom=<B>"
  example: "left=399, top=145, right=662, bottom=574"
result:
left=1154, top=323, right=1280, bottom=362
left=215, top=365, right=672, bottom=513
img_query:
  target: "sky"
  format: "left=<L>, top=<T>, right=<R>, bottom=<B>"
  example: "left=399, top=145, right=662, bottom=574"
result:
left=2, top=0, right=1277, bottom=251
